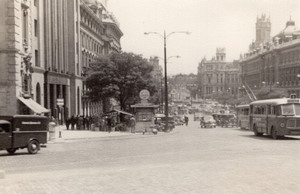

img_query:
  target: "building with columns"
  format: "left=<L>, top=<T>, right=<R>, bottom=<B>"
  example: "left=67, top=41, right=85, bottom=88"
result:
left=0, top=0, right=122, bottom=119
left=240, top=16, right=300, bottom=97
left=198, top=48, right=241, bottom=99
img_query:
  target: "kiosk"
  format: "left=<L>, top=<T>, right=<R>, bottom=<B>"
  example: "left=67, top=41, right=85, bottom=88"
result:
left=131, top=90, right=159, bottom=133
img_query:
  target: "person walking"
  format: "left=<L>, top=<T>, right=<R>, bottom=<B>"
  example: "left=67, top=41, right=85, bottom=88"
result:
left=70, top=115, right=76, bottom=130
left=184, top=115, right=189, bottom=126
left=106, top=116, right=112, bottom=133
left=129, top=116, right=136, bottom=133
left=66, top=117, right=71, bottom=130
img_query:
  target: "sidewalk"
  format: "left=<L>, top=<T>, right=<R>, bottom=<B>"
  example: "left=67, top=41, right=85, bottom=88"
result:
left=48, top=125, right=134, bottom=143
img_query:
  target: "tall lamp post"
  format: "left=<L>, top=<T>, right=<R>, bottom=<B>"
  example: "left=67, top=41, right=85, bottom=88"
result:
left=144, top=31, right=190, bottom=131
left=157, top=56, right=180, bottom=113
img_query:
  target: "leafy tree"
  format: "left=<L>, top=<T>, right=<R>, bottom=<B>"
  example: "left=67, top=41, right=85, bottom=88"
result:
left=85, top=52, right=157, bottom=111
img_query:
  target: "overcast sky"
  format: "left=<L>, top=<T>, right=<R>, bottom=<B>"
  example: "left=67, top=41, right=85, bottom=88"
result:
left=108, top=0, right=300, bottom=75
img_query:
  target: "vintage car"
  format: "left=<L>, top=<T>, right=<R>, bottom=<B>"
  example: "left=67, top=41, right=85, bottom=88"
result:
left=212, top=113, right=237, bottom=127
left=0, top=115, right=49, bottom=154
left=200, top=115, right=216, bottom=128
left=154, top=114, right=175, bottom=131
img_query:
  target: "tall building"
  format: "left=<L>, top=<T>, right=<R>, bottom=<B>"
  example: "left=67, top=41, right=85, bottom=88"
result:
left=80, top=0, right=123, bottom=116
left=240, top=17, right=300, bottom=97
left=0, top=0, right=122, bottom=118
left=198, top=48, right=241, bottom=99
left=0, top=0, right=49, bottom=115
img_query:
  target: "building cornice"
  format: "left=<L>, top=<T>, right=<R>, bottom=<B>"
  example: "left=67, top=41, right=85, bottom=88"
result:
left=80, top=3, right=104, bottom=28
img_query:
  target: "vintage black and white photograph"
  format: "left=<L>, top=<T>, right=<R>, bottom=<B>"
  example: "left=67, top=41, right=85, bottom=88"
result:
left=1, top=0, right=300, bottom=193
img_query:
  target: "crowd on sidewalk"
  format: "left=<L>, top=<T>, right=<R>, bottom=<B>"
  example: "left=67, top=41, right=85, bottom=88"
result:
left=57, top=114, right=136, bottom=133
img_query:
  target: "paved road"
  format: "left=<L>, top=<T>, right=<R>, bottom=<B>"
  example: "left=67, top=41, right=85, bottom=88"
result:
left=1, top=118, right=300, bottom=193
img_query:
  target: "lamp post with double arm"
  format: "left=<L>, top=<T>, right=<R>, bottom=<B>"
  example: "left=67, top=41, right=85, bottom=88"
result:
left=144, top=31, right=190, bottom=131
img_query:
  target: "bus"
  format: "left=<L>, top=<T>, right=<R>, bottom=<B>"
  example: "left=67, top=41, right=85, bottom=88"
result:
left=249, top=98, right=300, bottom=139
left=236, top=104, right=250, bottom=130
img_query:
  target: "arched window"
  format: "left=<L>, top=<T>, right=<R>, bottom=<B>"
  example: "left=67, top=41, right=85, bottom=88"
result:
left=36, top=83, right=41, bottom=104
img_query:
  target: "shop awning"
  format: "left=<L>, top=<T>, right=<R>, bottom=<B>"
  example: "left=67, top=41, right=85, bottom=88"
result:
left=107, top=109, right=133, bottom=116
left=18, top=97, right=50, bottom=114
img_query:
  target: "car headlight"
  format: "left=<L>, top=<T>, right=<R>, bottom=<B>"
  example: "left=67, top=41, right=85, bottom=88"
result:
left=280, top=123, right=285, bottom=128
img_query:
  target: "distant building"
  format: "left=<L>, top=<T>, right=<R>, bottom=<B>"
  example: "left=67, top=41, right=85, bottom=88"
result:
left=198, top=48, right=241, bottom=99
left=240, top=16, right=300, bottom=97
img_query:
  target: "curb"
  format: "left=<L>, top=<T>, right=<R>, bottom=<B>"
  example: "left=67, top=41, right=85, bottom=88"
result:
left=0, top=170, right=5, bottom=179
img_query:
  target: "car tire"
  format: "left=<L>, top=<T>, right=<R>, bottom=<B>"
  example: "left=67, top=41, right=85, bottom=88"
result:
left=6, top=148, right=17, bottom=154
left=27, top=140, right=40, bottom=154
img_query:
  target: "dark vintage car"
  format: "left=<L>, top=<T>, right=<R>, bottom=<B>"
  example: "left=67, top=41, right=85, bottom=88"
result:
left=200, top=115, right=216, bottom=128
left=154, top=114, right=175, bottom=131
left=212, top=113, right=237, bottom=127
left=0, top=115, right=49, bottom=154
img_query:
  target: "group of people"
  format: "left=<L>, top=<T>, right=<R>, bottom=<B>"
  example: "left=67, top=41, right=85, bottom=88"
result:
left=97, top=115, right=136, bottom=133
left=65, top=115, right=93, bottom=130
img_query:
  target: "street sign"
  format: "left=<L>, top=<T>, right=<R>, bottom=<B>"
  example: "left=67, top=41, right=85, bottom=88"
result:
left=57, top=98, right=64, bottom=106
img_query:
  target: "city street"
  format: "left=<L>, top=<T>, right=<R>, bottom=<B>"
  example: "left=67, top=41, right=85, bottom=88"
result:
left=1, top=118, right=300, bottom=194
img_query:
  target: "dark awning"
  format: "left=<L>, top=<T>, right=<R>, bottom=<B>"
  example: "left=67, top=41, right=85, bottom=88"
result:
left=18, top=97, right=50, bottom=114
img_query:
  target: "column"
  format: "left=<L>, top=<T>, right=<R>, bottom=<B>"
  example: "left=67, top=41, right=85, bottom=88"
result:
left=53, top=84, right=57, bottom=119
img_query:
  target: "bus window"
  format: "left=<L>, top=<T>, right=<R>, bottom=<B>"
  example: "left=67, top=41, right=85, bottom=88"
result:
left=281, top=104, right=295, bottom=116
left=295, top=104, right=300, bottom=115
left=261, top=106, right=265, bottom=115
left=275, top=106, right=281, bottom=115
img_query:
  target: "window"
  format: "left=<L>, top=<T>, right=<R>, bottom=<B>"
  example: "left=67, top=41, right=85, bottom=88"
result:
left=36, top=83, right=41, bottom=104
left=34, top=0, right=38, bottom=6
left=35, top=50, right=39, bottom=67
left=34, top=19, right=38, bottom=37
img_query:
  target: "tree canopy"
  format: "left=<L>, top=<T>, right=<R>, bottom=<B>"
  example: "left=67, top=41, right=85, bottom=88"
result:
left=85, top=52, right=157, bottom=111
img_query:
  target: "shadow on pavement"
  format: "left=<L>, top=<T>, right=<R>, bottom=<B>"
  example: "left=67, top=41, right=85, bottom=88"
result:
left=239, top=134, right=300, bottom=141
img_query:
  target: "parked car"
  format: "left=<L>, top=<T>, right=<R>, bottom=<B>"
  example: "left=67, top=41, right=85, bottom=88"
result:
left=200, top=115, right=216, bottom=128
left=154, top=114, right=175, bottom=131
left=212, top=113, right=237, bottom=127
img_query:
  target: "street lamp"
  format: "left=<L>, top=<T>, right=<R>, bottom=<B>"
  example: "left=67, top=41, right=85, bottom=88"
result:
left=144, top=31, right=190, bottom=131
left=156, top=55, right=180, bottom=113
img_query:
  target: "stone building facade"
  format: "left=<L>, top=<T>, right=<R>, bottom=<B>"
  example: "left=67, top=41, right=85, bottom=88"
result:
left=240, top=16, right=300, bottom=97
left=198, top=48, right=241, bottom=99
left=80, top=0, right=123, bottom=117
left=0, top=0, right=122, bottom=118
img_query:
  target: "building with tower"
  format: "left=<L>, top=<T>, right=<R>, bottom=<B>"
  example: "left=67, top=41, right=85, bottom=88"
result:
left=240, top=16, right=300, bottom=97
left=197, top=48, right=241, bottom=100
left=249, top=14, right=271, bottom=51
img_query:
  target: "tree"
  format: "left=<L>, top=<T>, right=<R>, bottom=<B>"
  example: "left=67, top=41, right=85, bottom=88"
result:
left=85, top=52, right=157, bottom=111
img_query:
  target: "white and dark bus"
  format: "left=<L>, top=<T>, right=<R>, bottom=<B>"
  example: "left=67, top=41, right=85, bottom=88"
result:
left=250, top=98, right=300, bottom=139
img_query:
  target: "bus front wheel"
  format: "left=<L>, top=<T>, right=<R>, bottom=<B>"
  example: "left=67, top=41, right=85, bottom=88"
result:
left=254, top=125, right=263, bottom=136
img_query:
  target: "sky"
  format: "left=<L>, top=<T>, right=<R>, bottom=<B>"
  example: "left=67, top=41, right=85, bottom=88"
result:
left=108, top=0, right=300, bottom=75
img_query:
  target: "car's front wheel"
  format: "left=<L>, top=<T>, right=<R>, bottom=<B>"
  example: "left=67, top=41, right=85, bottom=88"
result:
left=27, top=140, right=40, bottom=154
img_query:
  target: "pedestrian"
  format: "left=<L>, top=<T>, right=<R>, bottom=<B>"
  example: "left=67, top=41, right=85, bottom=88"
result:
left=85, top=116, right=90, bottom=130
left=184, top=115, right=189, bottom=126
left=129, top=116, right=136, bottom=133
left=82, top=116, right=86, bottom=130
left=66, top=117, right=71, bottom=130
left=70, top=115, right=75, bottom=130
left=75, top=115, right=79, bottom=130
left=106, top=116, right=112, bottom=133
